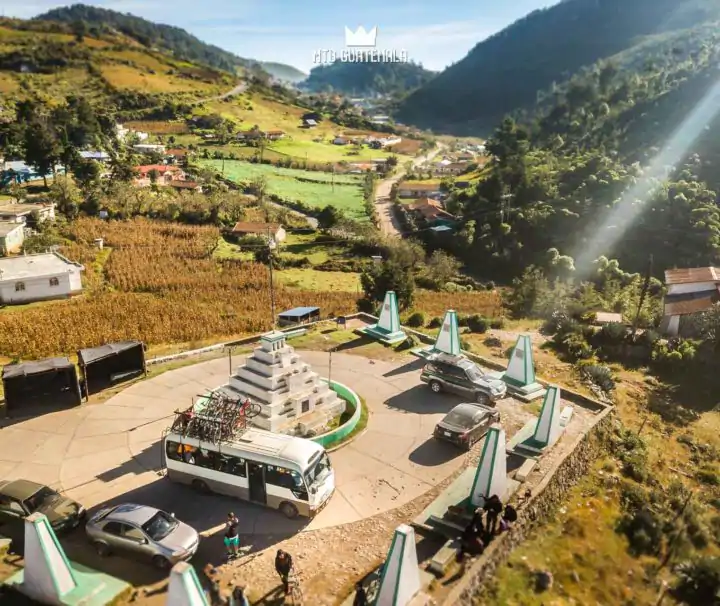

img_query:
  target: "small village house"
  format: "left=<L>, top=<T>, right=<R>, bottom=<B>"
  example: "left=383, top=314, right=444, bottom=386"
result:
left=266, top=130, right=286, bottom=141
left=397, top=181, right=443, bottom=198
left=0, top=252, right=84, bottom=304
left=231, top=222, right=286, bottom=243
left=407, top=198, right=456, bottom=225
left=660, top=267, right=720, bottom=336
left=133, top=165, right=187, bottom=187
left=0, top=201, right=56, bottom=224
left=236, top=130, right=266, bottom=142
left=166, top=149, right=188, bottom=164
left=333, top=136, right=349, bottom=145
left=0, top=222, right=25, bottom=255
left=79, top=151, right=111, bottom=163
left=303, top=119, right=317, bottom=128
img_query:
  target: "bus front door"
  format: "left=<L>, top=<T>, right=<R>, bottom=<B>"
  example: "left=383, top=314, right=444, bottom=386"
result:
left=248, top=462, right=267, bottom=505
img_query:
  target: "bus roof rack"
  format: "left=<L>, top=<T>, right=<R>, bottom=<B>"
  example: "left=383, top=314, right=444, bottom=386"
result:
left=170, top=391, right=261, bottom=444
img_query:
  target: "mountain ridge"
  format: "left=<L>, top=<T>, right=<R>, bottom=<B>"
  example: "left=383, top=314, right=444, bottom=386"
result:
left=396, top=0, right=720, bottom=135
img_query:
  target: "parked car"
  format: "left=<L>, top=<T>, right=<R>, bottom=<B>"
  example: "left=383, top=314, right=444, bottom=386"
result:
left=85, top=503, right=199, bottom=570
left=434, top=403, right=501, bottom=450
left=420, top=355, right=507, bottom=403
left=0, top=479, right=86, bottom=544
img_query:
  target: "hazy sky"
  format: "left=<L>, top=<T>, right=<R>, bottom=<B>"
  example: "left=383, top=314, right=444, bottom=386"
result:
left=4, top=1, right=557, bottom=73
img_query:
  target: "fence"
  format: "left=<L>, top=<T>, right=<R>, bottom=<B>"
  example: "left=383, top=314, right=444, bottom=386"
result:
left=311, top=381, right=363, bottom=449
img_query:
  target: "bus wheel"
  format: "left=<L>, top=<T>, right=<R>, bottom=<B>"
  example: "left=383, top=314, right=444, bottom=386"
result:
left=191, top=479, right=210, bottom=494
left=280, top=502, right=299, bottom=519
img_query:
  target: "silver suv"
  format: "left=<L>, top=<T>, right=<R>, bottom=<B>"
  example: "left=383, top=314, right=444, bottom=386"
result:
left=420, top=354, right=507, bottom=404
left=85, top=503, right=199, bottom=570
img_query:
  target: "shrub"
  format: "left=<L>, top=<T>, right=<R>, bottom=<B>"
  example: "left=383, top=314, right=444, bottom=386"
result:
left=617, top=508, right=663, bottom=556
left=636, top=329, right=660, bottom=349
left=613, top=428, right=649, bottom=482
left=651, top=339, right=697, bottom=373
left=619, top=480, right=651, bottom=512
left=696, top=466, right=720, bottom=486
left=490, top=317, right=505, bottom=329
left=484, top=336, right=502, bottom=348
left=405, top=311, right=426, bottom=328
left=672, top=556, right=720, bottom=605
left=457, top=314, right=469, bottom=327
left=467, top=314, right=489, bottom=334
left=485, top=281, right=496, bottom=290
left=597, top=322, right=628, bottom=345
left=580, top=364, right=615, bottom=393
left=562, top=334, right=594, bottom=361
left=460, top=338, right=473, bottom=351
left=396, top=334, right=418, bottom=351
left=428, top=316, right=443, bottom=329
left=357, top=298, right=375, bottom=314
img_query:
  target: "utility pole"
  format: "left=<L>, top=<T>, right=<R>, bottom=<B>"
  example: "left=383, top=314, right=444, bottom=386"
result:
left=267, top=227, right=276, bottom=330
left=632, top=254, right=653, bottom=338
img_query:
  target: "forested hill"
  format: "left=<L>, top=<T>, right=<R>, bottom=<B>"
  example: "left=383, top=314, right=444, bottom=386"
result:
left=302, top=61, right=435, bottom=97
left=396, top=0, right=720, bottom=135
left=34, top=3, right=298, bottom=78
left=441, top=23, right=720, bottom=284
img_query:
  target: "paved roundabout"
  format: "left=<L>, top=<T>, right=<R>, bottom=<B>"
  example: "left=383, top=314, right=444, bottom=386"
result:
left=0, top=351, right=470, bottom=544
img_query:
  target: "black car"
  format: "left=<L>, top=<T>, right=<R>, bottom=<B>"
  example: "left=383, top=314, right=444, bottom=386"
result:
left=420, top=354, right=507, bottom=404
left=0, top=480, right=86, bottom=548
left=433, top=403, right=500, bottom=450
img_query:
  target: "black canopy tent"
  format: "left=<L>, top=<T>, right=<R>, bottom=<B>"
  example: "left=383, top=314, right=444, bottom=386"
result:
left=2, top=357, right=82, bottom=415
left=78, top=341, right=146, bottom=397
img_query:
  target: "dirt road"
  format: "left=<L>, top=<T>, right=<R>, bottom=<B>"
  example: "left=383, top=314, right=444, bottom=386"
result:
left=374, top=144, right=444, bottom=237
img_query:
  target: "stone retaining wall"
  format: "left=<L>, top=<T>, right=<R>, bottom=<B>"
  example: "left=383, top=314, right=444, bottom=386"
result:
left=441, top=405, right=615, bottom=604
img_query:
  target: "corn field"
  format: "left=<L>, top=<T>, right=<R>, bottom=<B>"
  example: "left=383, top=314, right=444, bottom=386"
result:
left=0, top=218, right=502, bottom=360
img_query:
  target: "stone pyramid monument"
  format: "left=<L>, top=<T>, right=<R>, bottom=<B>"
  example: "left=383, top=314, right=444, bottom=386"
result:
left=357, top=291, right=407, bottom=345
left=470, top=426, right=508, bottom=508
left=490, top=334, right=546, bottom=401
left=3, top=512, right=130, bottom=605
left=222, top=330, right=345, bottom=435
left=166, top=562, right=209, bottom=606
left=376, top=524, right=421, bottom=606
left=412, top=309, right=461, bottom=359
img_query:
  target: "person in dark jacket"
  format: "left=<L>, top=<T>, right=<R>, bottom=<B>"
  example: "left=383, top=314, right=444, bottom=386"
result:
left=456, top=520, right=484, bottom=562
left=484, top=495, right=503, bottom=534
left=503, top=504, right=518, bottom=525
left=353, top=581, right=368, bottom=606
left=471, top=507, right=485, bottom=534
left=275, top=549, right=293, bottom=595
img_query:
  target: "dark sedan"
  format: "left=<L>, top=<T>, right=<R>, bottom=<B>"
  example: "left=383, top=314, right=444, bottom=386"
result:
left=433, top=403, right=500, bottom=450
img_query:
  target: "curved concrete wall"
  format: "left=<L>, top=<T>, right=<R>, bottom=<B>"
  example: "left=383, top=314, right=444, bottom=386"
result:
left=311, top=380, right=362, bottom=449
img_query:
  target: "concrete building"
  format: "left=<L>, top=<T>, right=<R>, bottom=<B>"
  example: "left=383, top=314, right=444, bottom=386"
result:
left=231, top=222, right=286, bottom=243
left=0, top=222, right=25, bottom=255
left=0, top=252, right=84, bottom=304
left=0, top=202, right=55, bottom=224
left=660, top=267, right=720, bottom=335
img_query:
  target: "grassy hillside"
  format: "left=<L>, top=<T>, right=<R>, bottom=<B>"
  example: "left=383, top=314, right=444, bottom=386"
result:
left=0, top=17, right=237, bottom=114
left=302, top=60, right=435, bottom=97
left=396, top=0, right=720, bottom=135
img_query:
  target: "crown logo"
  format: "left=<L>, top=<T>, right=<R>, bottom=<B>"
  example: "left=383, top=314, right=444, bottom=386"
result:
left=345, top=25, right=378, bottom=47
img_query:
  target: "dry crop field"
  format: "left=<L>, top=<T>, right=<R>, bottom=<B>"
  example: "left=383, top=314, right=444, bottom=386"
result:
left=0, top=218, right=502, bottom=360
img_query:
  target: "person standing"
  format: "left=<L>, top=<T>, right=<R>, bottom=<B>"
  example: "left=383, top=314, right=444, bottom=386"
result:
left=229, top=586, right=249, bottom=606
left=275, top=549, right=293, bottom=595
left=353, top=581, right=368, bottom=606
left=484, top=495, right=503, bottom=535
left=224, top=512, right=240, bottom=560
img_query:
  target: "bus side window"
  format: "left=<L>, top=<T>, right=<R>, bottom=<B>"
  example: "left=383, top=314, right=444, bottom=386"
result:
left=166, top=441, right=182, bottom=461
left=196, top=449, right=217, bottom=470
left=266, top=465, right=303, bottom=491
left=217, top=455, right=247, bottom=478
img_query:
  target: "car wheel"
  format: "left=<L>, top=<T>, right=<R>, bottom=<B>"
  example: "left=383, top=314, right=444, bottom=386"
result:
left=279, top=502, right=299, bottom=519
left=152, top=555, right=171, bottom=570
left=191, top=479, right=211, bottom=494
left=476, top=392, right=489, bottom=404
left=94, top=541, right=110, bottom=557
left=429, top=380, right=442, bottom=394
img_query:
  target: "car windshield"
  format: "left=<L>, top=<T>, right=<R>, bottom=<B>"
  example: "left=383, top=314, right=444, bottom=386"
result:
left=142, top=511, right=178, bottom=541
left=305, top=451, right=331, bottom=487
left=465, top=365, right=484, bottom=381
left=23, top=486, right=60, bottom=513
left=443, top=410, right=477, bottom=429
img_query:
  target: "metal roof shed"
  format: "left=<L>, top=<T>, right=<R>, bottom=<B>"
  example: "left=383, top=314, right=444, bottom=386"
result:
left=277, top=306, right=320, bottom=327
left=78, top=341, right=146, bottom=397
left=2, top=357, right=82, bottom=415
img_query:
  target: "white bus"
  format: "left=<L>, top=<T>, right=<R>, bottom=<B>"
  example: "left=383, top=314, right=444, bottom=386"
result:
left=163, top=429, right=334, bottom=519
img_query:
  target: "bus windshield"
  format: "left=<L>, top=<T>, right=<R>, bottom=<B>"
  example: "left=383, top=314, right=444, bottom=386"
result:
left=305, top=451, right=331, bottom=487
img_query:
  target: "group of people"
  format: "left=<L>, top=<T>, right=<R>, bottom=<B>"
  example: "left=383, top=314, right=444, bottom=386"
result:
left=457, top=495, right=517, bottom=562
left=204, top=565, right=249, bottom=606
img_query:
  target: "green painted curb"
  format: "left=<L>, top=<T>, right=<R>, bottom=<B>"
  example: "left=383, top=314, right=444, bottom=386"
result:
left=311, top=380, right=362, bottom=448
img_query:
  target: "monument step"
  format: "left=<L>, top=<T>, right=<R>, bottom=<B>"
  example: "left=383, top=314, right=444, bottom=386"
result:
left=428, top=538, right=461, bottom=576
left=427, top=515, right=464, bottom=539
